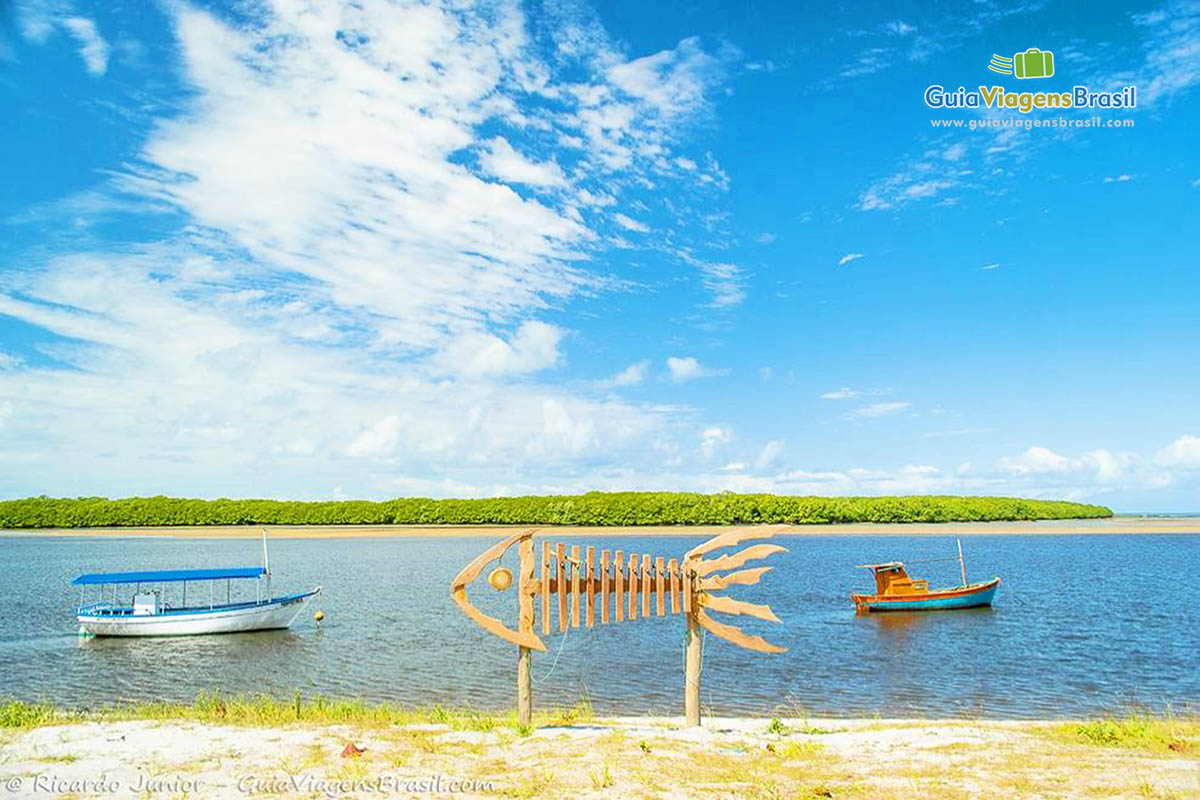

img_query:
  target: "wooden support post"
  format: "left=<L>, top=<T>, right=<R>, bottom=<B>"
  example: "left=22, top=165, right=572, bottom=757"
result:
left=685, top=592, right=702, bottom=728
left=517, top=537, right=535, bottom=728
left=518, top=646, right=532, bottom=727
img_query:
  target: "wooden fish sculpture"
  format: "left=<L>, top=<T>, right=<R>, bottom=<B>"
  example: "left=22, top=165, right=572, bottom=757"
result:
left=450, top=527, right=787, bottom=653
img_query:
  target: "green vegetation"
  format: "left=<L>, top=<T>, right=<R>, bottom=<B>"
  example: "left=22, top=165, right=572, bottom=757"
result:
left=1049, top=711, right=1198, bottom=754
left=0, top=493, right=1111, bottom=529
left=0, top=693, right=593, bottom=731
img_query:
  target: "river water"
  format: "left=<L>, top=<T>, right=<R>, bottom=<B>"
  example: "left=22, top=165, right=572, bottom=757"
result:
left=1, top=532, right=1195, bottom=718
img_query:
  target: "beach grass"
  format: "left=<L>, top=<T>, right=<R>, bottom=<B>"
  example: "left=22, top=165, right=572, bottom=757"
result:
left=0, top=693, right=593, bottom=732
left=1045, top=710, right=1199, bottom=754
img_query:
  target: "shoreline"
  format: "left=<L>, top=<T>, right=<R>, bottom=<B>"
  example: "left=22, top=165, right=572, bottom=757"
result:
left=4, top=516, right=1198, bottom=538
left=2, top=714, right=1194, bottom=798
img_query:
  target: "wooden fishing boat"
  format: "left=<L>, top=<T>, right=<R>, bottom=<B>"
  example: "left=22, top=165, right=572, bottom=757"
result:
left=851, top=540, right=999, bottom=613
left=73, top=530, right=321, bottom=636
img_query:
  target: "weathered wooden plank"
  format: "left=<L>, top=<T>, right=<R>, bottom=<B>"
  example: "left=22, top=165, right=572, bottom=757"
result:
left=541, top=540, right=550, bottom=635
left=452, top=587, right=545, bottom=651
left=698, top=566, right=773, bottom=592
left=655, top=556, right=666, bottom=617
left=668, top=557, right=680, bottom=615
left=556, top=542, right=567, bottom=633
left=683, top=525, right=786, bottom=561
left=519, top=538, right=535, bottom=633
left=585, top=545, right=595, bottom=628
left=694, top=544, right=788, bottom=577
left=600, top=549, right=610, bottom=624
left=700, top=593, right=781, bottom=622
left=639, top=555, right=650, bottom=618
left=695, top=608, right=786, bottom=653
left=571, top=544, right=581, bottom=628
left=628, top=551, right=638, bottom=620
left=613, top=550, right=625, bottom=622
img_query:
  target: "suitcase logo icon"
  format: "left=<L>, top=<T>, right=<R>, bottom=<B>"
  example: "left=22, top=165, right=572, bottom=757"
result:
left=988, top=48, right=1055, bottom=79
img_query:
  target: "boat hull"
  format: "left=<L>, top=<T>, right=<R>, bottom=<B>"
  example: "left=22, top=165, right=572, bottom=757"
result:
left=852, top=578, right=1000, bottom=613
left=78, top=590, right=319, bottom=637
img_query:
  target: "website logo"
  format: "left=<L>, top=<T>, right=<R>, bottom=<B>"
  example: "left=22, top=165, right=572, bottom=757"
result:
left=924, top=46, right=1134, bottom=115
left=988, top=48, right=1056, bottom=79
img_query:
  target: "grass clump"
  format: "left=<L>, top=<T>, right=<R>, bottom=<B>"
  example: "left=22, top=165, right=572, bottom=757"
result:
left=1053, top=712, right=1198, bottom=754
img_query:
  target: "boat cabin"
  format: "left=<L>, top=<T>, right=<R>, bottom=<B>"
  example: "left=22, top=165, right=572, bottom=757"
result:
left=856, top=562, right=930, bottom=597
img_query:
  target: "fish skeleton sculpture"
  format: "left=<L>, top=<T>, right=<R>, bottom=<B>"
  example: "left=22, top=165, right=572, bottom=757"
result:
left=450, top=527, right=787, bottom=654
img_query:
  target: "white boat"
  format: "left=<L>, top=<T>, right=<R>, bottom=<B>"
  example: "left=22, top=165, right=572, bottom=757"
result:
left=73, top=531, right=321, bottom=637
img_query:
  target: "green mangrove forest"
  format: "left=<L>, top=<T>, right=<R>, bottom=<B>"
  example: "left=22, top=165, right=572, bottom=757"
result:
left=0, top=493, right=1112, bottom=529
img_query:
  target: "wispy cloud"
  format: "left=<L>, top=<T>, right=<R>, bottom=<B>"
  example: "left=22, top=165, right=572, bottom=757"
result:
left=981, top=263, right=1001, bottom=271
left=599, top=360, right=650, bottom=388
left=1104, top=174, right=1135, bottom=183
left=837, top=253, right=864, bottom=266
left=820, top=387, right=859, bottom=400
left=667, top=356, right=719, bottom=383
left=855, top=401, right=911, bottom=418
left=613, top=213, right=650, bottom=232
left=60, top=16, right=109, bottom=75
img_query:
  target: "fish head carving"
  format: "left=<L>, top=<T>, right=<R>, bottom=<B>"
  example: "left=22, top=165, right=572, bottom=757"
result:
left=450, top=529, right=545, bottom=651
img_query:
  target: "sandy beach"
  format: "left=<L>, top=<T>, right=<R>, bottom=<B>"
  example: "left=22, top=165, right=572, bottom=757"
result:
left=4, top=516, right=1198, bottom=539
left=2, top=715, right=1195, bottom=799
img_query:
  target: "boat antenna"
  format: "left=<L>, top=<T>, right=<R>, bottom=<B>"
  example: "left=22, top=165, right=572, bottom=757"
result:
left=957, top=538, right=966, bottom=587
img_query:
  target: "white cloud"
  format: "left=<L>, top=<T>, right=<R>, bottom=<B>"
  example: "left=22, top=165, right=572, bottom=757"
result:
left=1104, top=174, right=1134, bottom=183
left=699, top=425, right=732, bottom=457
left=666, top=356, right=717, bottom=383
left=820, top=387, right=858, bottom=400
left=1000, top=446, right=1072, bottom=474
left=613, top=213, right=649, bottom=233
left=755, top=232, right=776, bottom=244
left=855, top=402, right=911, bottom=418
left=433, top=321, right=565, bottom=378
left=478, top=137, right=568, bottom=188
left=1155, top=434, right=1200, bottom=468
left=837, top=252, right=864, bottom=266
left=755, top=439, right=785, bottom=469
left=600, top=360, right=650, bottom=388
left=885, top=21, right=917, bottom=36
left=0, top=1, right=742, bottom=497
left=61, top=17, right=109, bottom=76
left=982, top=263, right=1001, bottom=271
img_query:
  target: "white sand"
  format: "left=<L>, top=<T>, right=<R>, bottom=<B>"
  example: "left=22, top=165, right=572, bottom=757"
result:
left=2, top=717, right=1195, bottom=798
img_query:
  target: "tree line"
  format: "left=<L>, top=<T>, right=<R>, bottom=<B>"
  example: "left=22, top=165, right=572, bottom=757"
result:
left=0, top=493, right=1112, bottom=529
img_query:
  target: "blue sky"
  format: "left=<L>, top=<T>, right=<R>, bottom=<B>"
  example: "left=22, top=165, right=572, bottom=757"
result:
left=1, top=0, right=1198, bottom=510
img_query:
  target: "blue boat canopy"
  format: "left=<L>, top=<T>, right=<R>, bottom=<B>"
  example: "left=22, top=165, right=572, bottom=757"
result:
left=71, top=567, right=266, bottom=586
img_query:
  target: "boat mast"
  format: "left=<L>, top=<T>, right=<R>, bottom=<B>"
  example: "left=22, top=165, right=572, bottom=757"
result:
left=957, top=538, right=966, bottom=586
left=262, top=527, right=271, bottom=601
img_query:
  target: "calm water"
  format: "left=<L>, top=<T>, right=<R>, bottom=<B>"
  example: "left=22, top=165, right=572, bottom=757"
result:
left=1, top=533, right=1196, bottom=718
